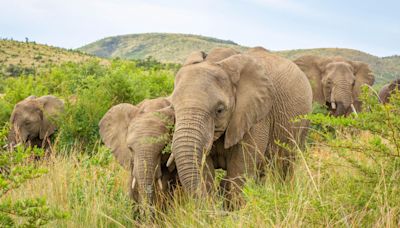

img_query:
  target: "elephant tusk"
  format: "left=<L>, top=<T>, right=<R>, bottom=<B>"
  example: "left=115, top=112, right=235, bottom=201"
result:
left=157, top=178, right=163, bottom=191
left=331, top=102, right=336, bottom=110
left=350, top=104, right=358, bottom=116
left=131, top=177, right=136, bottom=190
left=166, top=153, right=174, bottom=167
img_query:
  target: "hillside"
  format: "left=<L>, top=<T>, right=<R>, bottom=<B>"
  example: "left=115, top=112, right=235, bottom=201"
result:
left=0, top=39, right=104, bottom=76
left=79, top=33, right=400, bottom=84
left=78, top=33, right=248, bottom=63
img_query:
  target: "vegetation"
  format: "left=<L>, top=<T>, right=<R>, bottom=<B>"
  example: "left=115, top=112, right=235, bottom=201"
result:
left=78, top=33, right=248, bottom=63
left=0, top=40, right=399, bottom=226
left=0, top=125, right=67, bottom=226
left=0, top=59, right=176, bottom=151
left=0, top=39, right=107, bottom=77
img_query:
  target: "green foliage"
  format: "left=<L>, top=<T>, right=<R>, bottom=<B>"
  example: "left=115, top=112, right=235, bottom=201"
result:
left=0, top=59, right=175, bottom=152
left=0, top=126, right=67, bottom=226
left=303, top=86, right=400, bottom=225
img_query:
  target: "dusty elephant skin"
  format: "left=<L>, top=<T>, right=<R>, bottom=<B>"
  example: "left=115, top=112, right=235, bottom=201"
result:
left=294, top=55, right=375, bottom=116
left=379, top=79, right=400, bottom=104
left=99, top=97, right=178, bottom=205
left=169, top=47, right=313, bottom=207
left=8, top=95, right=64, bottom=149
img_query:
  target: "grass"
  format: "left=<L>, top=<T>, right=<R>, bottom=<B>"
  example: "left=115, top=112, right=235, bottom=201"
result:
left=0, top=39, right=108, bottom=77
left=3, top=130, right=399, bottom=227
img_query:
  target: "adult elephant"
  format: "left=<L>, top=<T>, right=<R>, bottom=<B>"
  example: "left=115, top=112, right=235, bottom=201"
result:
left=168, top=47, right=312, bottom=203
left=8, top=95, right=64, bottom=148
left=294, top=55, right=374, bottom=116
left=378, top=79, right=400, bottom=104
left=99, top=97, right=177, bottom=205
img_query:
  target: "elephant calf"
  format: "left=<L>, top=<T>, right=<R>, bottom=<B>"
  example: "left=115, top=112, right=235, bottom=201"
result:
left=379, top=79, right=400, bottom=104
left=99, top=97, right=178, bottom=205
left=8, top=95, right=64, bottom=149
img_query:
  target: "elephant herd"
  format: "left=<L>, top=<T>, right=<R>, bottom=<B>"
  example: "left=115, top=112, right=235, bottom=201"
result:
left=6, top=46, right=400, bottom=210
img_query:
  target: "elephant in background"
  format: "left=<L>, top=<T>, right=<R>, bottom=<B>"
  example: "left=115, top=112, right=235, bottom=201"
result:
left=294, top=55, right=374, bottom=116
left=8, top=95, right=64, bottom=149
left=99, top=97, right=177, bottom=205
left=168, top=47, right=312, bottom=206
left=379, top=79, right=400, bottom=104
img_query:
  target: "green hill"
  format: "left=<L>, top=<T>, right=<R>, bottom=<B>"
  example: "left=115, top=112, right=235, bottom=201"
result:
left=79, top=33, right=400, bottom=84
left=0, top=39, right=106, bottom=76
left=78, top=33, right=248, bottom=63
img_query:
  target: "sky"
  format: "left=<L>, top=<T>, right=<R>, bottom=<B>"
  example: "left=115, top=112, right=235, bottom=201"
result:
left=0, top=0, right=399, bottom=57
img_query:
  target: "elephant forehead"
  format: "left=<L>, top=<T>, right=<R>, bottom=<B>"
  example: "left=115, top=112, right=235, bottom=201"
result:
left=176, top=63, right=229, bottom=84
left=326, top=62, right=353, bottom=73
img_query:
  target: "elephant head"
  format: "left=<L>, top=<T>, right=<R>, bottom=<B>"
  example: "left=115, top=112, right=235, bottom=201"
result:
left=169, top=48, right=274, bottom=195
left=294, top=55, right=374, bottom=116
left=99, top=97, right=175, bottom=204
left=379, top=79, right=400, bottom=104
left=8, top=95, right=64, bottom=147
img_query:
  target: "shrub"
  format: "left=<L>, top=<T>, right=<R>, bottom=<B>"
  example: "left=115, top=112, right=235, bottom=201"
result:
left=0, top=125, right=67, bottom=226
left=0, top=59, right=174, bottom=152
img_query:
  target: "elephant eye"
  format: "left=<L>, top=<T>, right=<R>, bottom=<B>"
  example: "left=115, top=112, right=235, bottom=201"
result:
left=215, top=104, right=225, bottom=116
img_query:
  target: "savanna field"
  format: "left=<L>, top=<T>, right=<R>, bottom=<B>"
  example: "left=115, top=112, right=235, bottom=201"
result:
left=1, top=39, right=400, bottom=227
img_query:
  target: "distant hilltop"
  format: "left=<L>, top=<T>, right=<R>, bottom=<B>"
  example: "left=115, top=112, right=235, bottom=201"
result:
left=78, top=33, right=400, bottom=84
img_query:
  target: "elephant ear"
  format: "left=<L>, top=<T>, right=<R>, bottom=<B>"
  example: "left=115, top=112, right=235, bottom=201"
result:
left=36, top=95, right=64, bottom=139
left=349, top=61, right=375, bottom=101
left=205, top=47, right=239, bottom=63
left=183, top=51, right=207, bottom=66
left=99, top=103, right=139, bottom=169
left=294, top=55, right=327, bottom=104
left=25, top=95, right=37, bottom=100
left=388, top=79, right=400, bottom=91
left=217, top=54, right=274, bottom=149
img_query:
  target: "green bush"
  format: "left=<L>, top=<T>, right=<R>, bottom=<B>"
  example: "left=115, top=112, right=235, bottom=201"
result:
left=0, top=59, right=174, bottom=152
left=0, top=125, right=67, bottom=226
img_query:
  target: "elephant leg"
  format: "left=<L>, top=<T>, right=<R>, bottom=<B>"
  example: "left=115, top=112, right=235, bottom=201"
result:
left=223, top=122, right=270, bottom=209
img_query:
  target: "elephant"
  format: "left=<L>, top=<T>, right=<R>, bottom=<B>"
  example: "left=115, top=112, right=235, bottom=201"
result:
left=99, top=97, right=177, bottom=205
left=294, top=55, right=375, bottom=116
left=8, top=95, right=64, bottom=149
left=167, top=46, right=312, bottom=206
left=378, top=79, right=400, bottom=104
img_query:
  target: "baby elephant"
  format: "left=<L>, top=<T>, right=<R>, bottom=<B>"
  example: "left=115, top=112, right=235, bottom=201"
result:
left=99, top=97, right=177, bottom=205
left=379, top=79, right=400, bottom=104
left=8, top=95, right=64, bottom=149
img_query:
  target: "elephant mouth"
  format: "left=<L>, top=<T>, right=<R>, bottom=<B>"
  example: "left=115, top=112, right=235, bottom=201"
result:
left=213, top=130, right=225, bottom=141
left=326, top=101, right=336, bottom=113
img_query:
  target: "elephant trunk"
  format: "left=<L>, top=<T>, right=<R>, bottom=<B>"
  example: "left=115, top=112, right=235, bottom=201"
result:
left=332, top=84, right=353, bottom=116
left=7, top=127, right=17, bottom=146
left=7, top=125, right=28, bottom=147
left=172, top=108, right=213, bottom=195
left=134, top=146, right=160, bottom=205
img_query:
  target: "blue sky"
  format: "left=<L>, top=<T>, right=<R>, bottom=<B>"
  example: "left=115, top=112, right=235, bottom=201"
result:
left=0, top=0, right=399, bottom=57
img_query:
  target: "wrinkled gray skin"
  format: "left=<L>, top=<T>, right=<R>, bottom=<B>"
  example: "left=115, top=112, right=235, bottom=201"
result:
left=169, top=47, right=312, bottom=206
left=99, top=97, right=177, bottom=205
left=8, top=95, right=64, bottom=148
left=379, top=79, right=400, bottom=104
left=294, top=55, right=375, bottom=116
